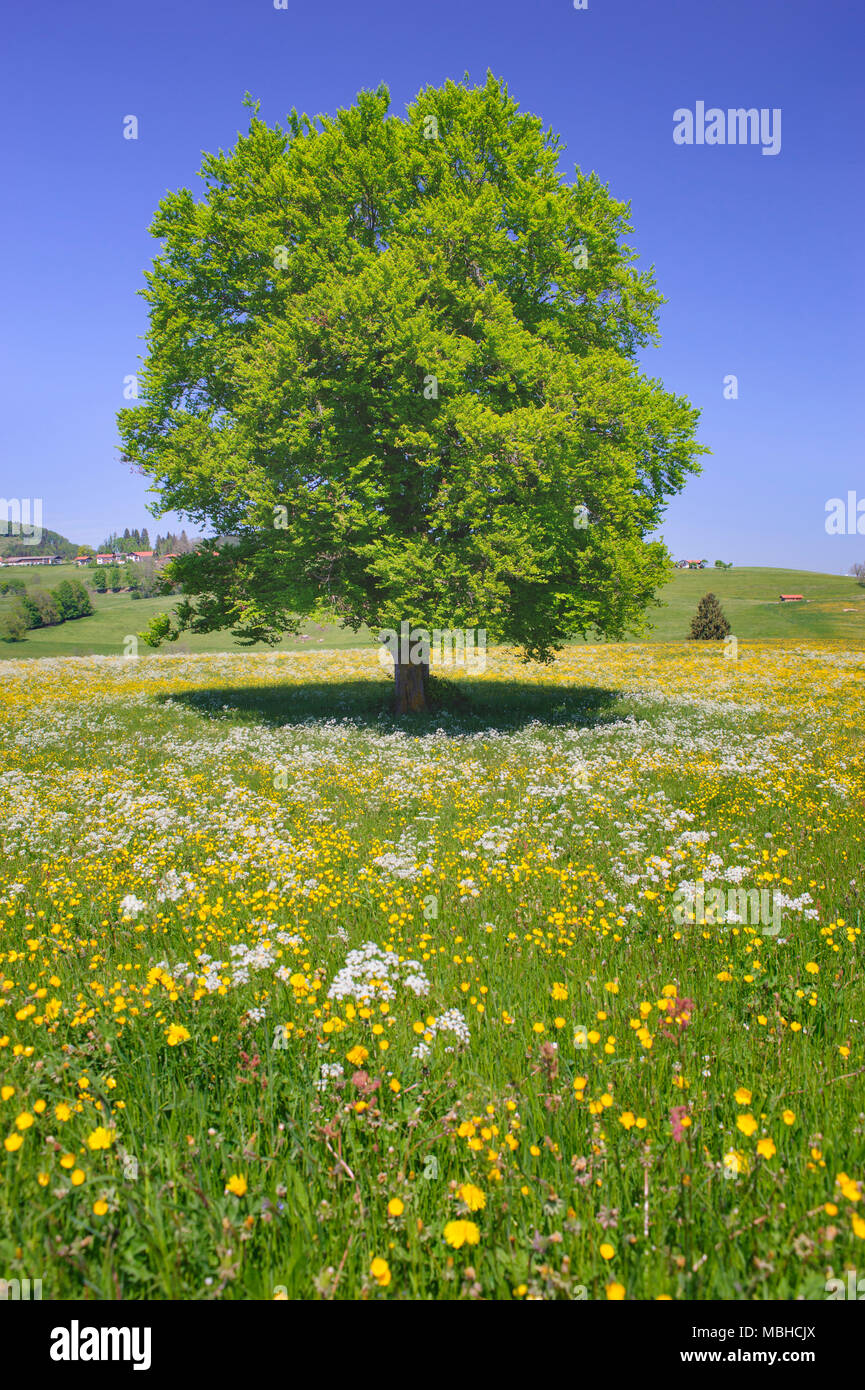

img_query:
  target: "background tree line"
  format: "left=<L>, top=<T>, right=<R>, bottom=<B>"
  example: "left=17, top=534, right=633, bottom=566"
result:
left=95, top=528, right=195, bottom=556
left=0, top=577, right=94, bottom=641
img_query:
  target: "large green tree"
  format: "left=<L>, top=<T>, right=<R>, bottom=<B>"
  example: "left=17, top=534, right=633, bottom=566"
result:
left=119, top=75, right=706, bottom=711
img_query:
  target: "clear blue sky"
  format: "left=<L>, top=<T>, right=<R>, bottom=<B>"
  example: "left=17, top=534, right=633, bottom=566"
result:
left=3, top=0, right=863, bottom=569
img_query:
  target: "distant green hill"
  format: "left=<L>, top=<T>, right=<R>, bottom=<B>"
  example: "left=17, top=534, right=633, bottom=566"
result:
left=0, top=525, right=78, bottom=559
left=0, top=563, right=862, bottom=658
left=634, top=566, right=865, bottom=643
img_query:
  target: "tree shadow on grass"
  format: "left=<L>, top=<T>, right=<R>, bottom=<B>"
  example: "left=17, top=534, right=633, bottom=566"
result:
left=157, top=675, right=625, bottom=736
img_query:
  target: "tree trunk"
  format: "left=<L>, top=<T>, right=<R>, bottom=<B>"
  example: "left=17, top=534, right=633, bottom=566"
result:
left=394, top=660, right=429, bottom=714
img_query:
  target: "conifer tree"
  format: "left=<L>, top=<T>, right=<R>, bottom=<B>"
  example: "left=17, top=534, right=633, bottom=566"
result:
left=688, top=592, right=730, bottom=640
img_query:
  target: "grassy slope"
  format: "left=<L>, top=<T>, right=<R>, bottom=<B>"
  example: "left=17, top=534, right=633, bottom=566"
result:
left=636, top=567, right=865, bottom=642
left=1, top=563, right=863, bottom=658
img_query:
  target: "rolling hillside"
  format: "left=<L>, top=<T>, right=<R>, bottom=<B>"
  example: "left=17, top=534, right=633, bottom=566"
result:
left=634, top=566, right=865, bottom=642
left=1, top=563, right=863, bottom=658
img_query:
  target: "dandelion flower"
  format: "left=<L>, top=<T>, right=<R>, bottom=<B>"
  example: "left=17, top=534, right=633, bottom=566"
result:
left=86, top=1127, right=114, bottom=1151
left=837, top=1174, right=861, bottom=1203
left=443, top=1220, right=480, bottom=1249
left=459, top=1183, right=486, bottom=1212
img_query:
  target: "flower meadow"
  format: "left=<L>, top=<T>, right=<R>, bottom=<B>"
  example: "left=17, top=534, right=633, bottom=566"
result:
left=0, top=640, right=863, bottom=1301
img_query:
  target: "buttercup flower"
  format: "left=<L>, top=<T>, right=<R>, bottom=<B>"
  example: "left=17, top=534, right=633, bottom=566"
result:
left=370, top=1257, right=391, bottom=1287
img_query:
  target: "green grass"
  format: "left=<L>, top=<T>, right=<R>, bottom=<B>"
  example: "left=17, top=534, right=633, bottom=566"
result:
left=1, top=564, right=862, bottom=658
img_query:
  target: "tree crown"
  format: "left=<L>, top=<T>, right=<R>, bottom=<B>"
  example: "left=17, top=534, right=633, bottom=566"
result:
left=118, top=75, right=706, bottom=658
